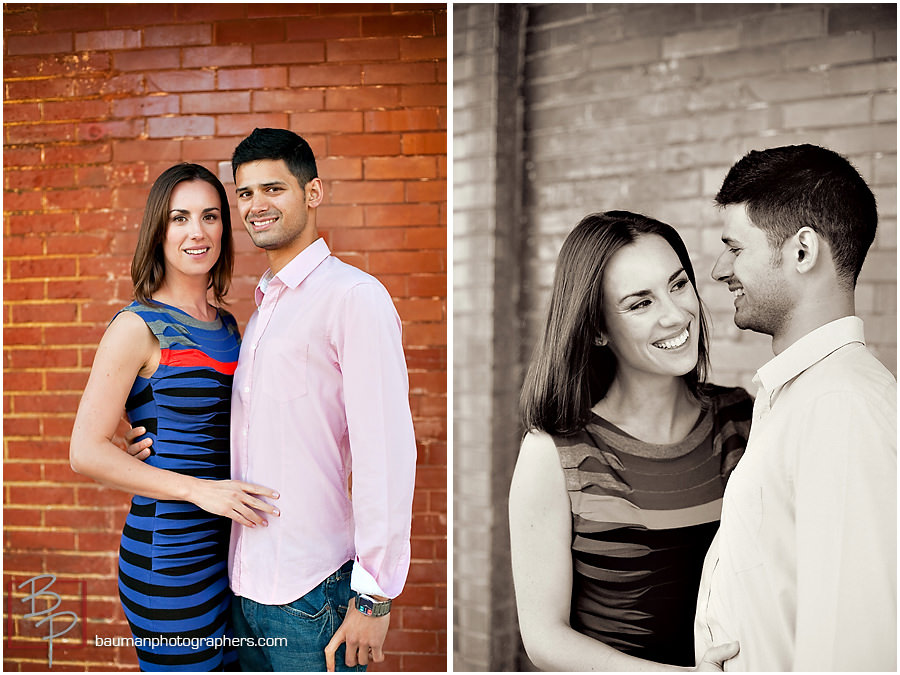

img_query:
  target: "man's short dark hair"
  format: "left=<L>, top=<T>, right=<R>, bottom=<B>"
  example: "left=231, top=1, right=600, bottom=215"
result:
left=715, top=144, right=877, bottom=288
left=232, top=128, right=318, bottom=188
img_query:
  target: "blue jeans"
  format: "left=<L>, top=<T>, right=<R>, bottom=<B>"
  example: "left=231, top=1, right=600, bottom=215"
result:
left=231, top=560, right=365, bottom=672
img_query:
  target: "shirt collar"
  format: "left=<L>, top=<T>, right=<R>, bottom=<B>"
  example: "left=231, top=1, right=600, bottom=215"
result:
left=255, top=238, right=331, bottom=306
left=755, top=315, right=866, bottom=395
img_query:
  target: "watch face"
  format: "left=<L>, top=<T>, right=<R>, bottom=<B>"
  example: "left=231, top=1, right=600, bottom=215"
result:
left=356, top=594, right=390, bottom=617
left=356, top=595, right=375, bottom=616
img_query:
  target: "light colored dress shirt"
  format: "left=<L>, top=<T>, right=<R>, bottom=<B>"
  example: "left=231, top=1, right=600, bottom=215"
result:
left=228, top=238, right=417, bottom=604
left=694, top=316, right=897, bottom=671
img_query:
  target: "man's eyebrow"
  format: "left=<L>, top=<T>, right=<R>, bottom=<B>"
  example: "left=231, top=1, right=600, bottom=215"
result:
left=235, top=181, right=287, bottom=194
left=722, top=236, right=741, bottom=246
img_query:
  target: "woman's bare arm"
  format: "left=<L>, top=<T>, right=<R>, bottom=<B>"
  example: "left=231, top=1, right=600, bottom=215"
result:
left=70, top=311, right=278, bottom=527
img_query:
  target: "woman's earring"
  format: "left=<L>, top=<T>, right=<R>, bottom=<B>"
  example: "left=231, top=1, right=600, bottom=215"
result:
left=594, top=335, right=607, bottom=347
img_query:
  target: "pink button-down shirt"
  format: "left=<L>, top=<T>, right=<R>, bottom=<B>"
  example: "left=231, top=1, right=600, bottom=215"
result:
left=228, top=238, right=417, bottom=604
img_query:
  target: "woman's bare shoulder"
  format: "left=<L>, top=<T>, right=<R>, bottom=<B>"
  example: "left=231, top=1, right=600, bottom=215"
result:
left=97, top=309, right=158, bottom=365
left=514, top=429, right=565, bottom=494
left=520, top=428, right=557, bottom=455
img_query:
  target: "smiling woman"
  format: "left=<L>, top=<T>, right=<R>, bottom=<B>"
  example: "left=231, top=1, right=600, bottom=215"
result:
left=130, top=164, right=234, bottom=313
left=159, top=180, right=223, bottom=299
left=509, top=211, right=753, bottom=671
left=598, top=235, right=701, bottom=391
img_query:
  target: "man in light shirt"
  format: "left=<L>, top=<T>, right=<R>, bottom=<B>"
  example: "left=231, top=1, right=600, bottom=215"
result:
left=227, top=128, right=417, bottom=671
left=694, top=144, right=897, bottom=671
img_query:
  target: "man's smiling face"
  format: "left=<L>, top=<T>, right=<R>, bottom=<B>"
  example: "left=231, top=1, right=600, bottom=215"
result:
left=711, top=203, right=794, bottom=338
left=235, top=159, right=313, bottom=252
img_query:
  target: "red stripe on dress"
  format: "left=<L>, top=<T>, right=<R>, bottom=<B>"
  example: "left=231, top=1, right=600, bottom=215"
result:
left=160, top=348, right=237, bottom=375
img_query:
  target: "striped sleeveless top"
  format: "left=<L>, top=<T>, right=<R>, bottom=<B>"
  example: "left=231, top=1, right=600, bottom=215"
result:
left=553, top=385, right=752, bottom=667
left=116, top=300, right=240, bottom=671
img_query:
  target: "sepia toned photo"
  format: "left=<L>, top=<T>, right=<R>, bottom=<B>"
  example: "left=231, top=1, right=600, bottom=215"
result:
left=454, top=3, right=896, bottom=672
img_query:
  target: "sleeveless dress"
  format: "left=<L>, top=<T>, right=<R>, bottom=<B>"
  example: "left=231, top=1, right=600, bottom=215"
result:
left=553, top=385, right=752, bottom=667
left=116, top=301, right=240, bottom=671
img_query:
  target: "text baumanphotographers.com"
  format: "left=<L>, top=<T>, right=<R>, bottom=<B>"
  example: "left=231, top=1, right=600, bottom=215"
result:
left=94, top=635, right=287, bottom=649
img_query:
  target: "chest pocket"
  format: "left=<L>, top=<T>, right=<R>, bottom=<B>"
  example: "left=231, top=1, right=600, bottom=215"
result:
left=258, top=339, right=309, bottom=401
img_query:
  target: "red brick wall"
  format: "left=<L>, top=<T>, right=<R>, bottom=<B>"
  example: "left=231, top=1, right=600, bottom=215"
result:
left=3, top=4, right=446, bottom=671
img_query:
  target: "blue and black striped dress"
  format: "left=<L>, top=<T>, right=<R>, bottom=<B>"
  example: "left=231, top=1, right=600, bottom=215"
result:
left=117, top=301, right=240, bottom=671
left=553, top=385, right=752, bottom=667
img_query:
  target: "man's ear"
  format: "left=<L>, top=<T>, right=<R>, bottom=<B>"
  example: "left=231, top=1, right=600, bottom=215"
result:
left=791, top=226, right=819, bottom=274
left=305, top=177, right=324, bottom=209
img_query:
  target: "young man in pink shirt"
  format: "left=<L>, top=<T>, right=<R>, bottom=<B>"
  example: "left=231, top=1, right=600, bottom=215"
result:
left=227, top=128, right=417, bottom=671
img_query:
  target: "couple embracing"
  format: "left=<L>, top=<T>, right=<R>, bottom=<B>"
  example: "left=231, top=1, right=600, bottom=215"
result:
left=511, top=144, right=897, bottom=671
left=70, top=128, right=417, bottom=672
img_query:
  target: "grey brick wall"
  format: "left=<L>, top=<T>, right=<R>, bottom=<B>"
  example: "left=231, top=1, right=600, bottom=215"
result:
left=454, top=3, right=896, bottom=671
left=453, top=3, right=526, bottom=671
left=521, top=3, right=896, bottom=390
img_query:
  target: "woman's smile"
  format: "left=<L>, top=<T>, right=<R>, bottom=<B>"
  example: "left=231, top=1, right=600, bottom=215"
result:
left=652, top=326, right=690, bottom=350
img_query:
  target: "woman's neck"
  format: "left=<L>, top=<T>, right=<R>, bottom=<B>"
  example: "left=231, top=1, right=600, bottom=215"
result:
left=152, top=276, right=214, bottom=322
left=592, top=373, right=700, bottom=445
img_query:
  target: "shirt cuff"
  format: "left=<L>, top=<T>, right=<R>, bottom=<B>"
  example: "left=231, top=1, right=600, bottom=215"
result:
left=350, top=560, right=390, bottom=598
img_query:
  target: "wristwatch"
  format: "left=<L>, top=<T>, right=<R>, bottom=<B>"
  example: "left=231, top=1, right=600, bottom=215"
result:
left=355, top=593, right=392, bottom=617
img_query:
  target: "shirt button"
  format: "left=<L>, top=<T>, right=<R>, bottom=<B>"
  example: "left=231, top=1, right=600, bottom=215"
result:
left=244, top=387, right=250, bottom=393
